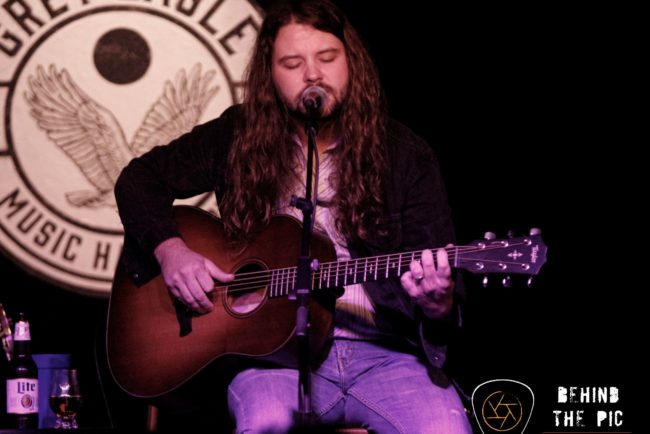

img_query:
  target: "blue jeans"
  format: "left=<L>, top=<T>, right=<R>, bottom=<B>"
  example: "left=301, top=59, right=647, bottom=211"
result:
left=227, top=339, right=472, bottom=434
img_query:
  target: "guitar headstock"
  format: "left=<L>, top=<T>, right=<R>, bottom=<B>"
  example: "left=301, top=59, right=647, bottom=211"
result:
left=456, top=229, right=547, bottom=276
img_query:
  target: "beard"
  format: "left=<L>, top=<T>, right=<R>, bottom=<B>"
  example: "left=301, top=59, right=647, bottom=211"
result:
left=290, top=103, right=341, bottom=123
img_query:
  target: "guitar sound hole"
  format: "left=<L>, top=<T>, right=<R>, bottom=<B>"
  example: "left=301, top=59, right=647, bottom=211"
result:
left=226, top=262, right=267, bottom=315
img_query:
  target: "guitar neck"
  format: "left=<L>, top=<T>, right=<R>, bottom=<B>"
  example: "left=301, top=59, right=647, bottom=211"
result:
left=235, top=234, right=546, bottom=299
left=265, top=250, right=427, bottom=299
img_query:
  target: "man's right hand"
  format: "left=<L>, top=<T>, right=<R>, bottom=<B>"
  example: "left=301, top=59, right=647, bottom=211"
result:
left=154, top=237, right=234, bottom=313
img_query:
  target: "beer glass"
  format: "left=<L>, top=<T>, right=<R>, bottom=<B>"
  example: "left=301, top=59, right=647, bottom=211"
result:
left=49, top=369, right=81, bottom=429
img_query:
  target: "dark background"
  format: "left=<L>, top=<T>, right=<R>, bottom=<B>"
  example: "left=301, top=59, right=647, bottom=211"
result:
left=1, top=1, right=634, bottom=432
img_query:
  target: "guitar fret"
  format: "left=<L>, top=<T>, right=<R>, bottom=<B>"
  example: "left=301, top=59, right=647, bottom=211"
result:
left=385, top=257, right=389, bottom=279
left=324, top=266, right=329, bottom=288
left=398, top=253, right=402, bottom=276
left=364, top=257, right=369, bottom=282
left=335, top=261, right=341, bottom=287
left=325, top=263, right=331, bottom=288
left=317, top=265, right=324, bottom=288
left=344, top=261, right=348, bottom=286
left=327, top=263, right=332, bottom=288
left=269, top=270, right=276, bottom=298
left=272, top=270, right=276, bottom=296
left=353, top=259, right=358, bottom=284
left=374, top=257, right=379, bottom=280
left=327, top=264, right=331, bottom=288
left=273, top=269, right=279, bottom=297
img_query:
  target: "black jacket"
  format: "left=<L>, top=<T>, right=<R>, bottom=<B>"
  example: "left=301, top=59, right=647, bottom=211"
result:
left=114, top=105, right=461, bottom=386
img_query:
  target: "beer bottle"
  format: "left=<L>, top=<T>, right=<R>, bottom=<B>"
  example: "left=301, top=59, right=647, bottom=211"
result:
left=5, top=313, right=38, bottom=429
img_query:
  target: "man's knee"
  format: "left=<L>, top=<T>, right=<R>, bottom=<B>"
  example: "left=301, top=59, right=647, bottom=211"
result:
left=236, top=407, right=295, bottom=434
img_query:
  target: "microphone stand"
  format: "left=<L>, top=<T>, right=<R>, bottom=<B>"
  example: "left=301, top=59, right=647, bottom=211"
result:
left=290, top=113, right=320, bottom=428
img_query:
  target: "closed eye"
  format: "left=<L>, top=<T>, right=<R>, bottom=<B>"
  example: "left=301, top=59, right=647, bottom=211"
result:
left=281, top=58, right=302, bottom=69
left=318, top=49, right=340, bottom=63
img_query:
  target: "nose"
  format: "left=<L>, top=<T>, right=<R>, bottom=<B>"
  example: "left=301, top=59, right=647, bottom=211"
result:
left=304, top=59, right=322, bottom=83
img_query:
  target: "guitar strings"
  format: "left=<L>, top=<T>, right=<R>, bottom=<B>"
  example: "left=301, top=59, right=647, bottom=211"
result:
left=212, top=241, right=534, bottom=295
left=212, top=244, right=482, bottom=285
left=214, top=243, right=532, bottom=293
left=215, top=256, right=531, bottom=295
left=215, top=243, right=522, bottom=286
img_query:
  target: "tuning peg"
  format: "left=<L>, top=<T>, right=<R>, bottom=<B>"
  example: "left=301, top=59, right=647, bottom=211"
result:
left=527, top=276, right=534, bottom=288
left=502, top=276, right=512, bottom=288
left=529, top=228, right=542, bottom=236
left=482, top=275, right=489, bottom=288
left=483, top=231, right=496, bottom=240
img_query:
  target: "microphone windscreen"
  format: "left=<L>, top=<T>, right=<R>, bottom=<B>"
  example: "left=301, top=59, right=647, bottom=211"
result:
left=301, top=86, right=328, bottom=114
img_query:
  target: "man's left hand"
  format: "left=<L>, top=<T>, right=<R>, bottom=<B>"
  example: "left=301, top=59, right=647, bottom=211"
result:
left=401, top=247, right=454, bottom=319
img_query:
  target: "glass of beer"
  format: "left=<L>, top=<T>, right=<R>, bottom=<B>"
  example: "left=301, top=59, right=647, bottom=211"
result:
left=49, top=368, right=82, bottom=429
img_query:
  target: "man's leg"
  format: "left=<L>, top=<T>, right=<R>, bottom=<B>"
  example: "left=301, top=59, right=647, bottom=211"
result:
left=333, top=340, right=472, bottom=434
left=228, top=365, right=344, bottom=434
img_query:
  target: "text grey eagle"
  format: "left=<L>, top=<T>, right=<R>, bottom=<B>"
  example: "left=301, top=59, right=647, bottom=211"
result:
left=25, top=64, right=219, bottom=208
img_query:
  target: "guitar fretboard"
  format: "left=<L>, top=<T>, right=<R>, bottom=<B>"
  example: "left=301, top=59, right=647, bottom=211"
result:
left=267, top=249, right=449, bottom=298
left=222, top=235, right=545, bottom=298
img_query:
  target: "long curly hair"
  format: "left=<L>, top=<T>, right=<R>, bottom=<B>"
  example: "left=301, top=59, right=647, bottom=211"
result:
left=221, top=0, right=388, bottom=242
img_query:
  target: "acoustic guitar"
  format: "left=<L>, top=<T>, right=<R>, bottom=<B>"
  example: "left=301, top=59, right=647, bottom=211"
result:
left=106, top=206, right=546, bottom=397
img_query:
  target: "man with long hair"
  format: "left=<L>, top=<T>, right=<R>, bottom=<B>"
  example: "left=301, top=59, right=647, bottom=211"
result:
left=115, top=0, right=472, bottom=432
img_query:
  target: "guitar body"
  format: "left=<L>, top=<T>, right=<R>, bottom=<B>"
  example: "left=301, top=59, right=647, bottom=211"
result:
left=106, top=206, right=336, bottom=397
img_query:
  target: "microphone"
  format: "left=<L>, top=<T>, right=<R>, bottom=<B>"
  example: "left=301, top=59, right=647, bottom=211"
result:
left=301, top=85, right=328, bottom=117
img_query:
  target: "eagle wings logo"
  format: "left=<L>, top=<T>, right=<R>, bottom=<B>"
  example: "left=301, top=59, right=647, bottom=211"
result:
left=24, top=64, right=219, bottom=209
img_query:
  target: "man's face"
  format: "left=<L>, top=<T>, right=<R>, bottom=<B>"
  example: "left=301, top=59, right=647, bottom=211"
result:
left=272, top=22, right=349, bottom=118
